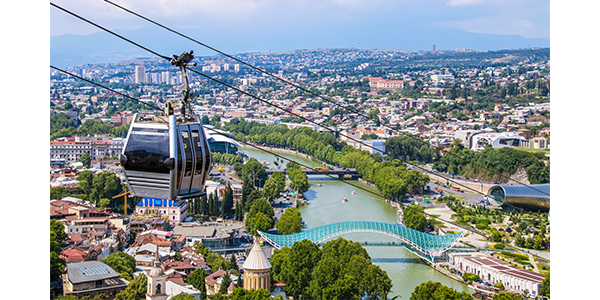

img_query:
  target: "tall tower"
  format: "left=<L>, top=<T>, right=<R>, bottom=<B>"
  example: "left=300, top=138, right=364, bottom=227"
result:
left=242, top=238, right=272, bottom=291
left=146, top=244, right=167, bottom=300
left=135, top=65, right=146, bottom=84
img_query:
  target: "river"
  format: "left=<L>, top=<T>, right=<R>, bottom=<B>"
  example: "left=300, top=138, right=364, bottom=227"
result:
left=239, top=146, right=471, bottom=299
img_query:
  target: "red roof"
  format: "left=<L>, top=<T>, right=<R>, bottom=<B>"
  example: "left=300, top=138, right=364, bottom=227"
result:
left=61, top=248, right=87, bottom=262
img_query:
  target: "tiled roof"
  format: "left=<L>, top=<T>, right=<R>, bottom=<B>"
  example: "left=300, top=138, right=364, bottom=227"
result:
left=242, top=241, right=272, bottom=271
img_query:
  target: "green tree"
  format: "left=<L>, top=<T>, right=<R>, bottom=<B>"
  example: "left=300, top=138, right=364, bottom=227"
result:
left=188, top=268, right=207, bottom=298
left=403, top=204, right=429, bottom=232
left=221, top=185, right=234, bottom=218
left=101, top=252, right=136, bottom=280
left=410, top=281, right=474, bottom=300
left=276, top=207, right=303, bottom=235
left=50, top=220, right=68, bottom=282
left=273, top=239, right=322, bottom=300
left=246, top=212, right=272, bottom=236
left=242, top=158, right=268, bottom=188
left=245, top=197, right=275, bottom=234
left=462, top=272, right=481, bottom=284
left=492, top=292, right=523, bottom=300
left=262, top=173, right=285, bottom=201
left=77, top=170, right=94, bottom=197
left=288, top=168, right=310, bottom=194
left=79, top=152, right=92, bottom=168
left=115, top=273, right=147, bottom=300
left=539, top=273, right=550, bottom=297
left=171, top=294, right=197, bottom=300
left=90, top=171, right=122, bottom=206
left=218, top=273, right=232, bottom=294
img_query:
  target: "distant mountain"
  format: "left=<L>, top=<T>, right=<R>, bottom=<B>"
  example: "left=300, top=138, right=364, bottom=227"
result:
left=50, top=26, right=549, bottom=68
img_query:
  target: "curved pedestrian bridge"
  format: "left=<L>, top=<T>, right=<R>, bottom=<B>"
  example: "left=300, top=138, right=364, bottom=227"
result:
left=258, top=221, right=465, bottom=261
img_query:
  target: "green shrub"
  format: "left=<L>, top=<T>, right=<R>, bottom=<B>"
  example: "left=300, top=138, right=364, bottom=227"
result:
left=494, top=243, right=505, bottom=250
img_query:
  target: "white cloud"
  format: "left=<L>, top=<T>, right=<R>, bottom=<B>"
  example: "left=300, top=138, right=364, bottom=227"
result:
left=446, top=0, right=483, bottom=6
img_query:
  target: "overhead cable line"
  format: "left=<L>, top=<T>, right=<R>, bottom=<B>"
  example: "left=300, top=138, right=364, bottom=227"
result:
left=50, top=2, right=532, bottom=214
left=101, top=0, right=547, bottom=194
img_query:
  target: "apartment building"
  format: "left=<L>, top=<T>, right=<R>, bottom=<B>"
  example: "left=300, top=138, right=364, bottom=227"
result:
left=50, top=138, right=124, bottom=163
left=368, top=77, right=404, bottom=92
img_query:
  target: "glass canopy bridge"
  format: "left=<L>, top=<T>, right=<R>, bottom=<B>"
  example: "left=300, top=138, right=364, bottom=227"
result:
left=258, top=221, right=466, bottom=263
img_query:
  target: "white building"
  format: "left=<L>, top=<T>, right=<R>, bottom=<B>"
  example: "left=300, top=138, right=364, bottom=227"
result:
left=135, top=198, right=188, bottom=223
left=448, top=252, right=545, bottom=297
left=469, top=132, right=528, bottom=152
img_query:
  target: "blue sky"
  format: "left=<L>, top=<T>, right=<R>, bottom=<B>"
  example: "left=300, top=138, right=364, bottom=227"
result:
left=50, top=0, right=550, bottom=40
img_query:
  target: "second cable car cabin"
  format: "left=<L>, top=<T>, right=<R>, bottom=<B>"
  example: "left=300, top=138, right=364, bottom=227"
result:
left=120, top=112, right=212, bottom=200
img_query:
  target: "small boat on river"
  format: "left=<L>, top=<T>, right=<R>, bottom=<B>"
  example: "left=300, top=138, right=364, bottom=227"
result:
left=342, top=197, right=348, bottom=203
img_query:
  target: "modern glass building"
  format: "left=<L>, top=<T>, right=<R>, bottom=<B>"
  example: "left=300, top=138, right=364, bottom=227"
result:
left=205, top=126, right=242, bottom=154
left=487, top=184, right=550, bottom=211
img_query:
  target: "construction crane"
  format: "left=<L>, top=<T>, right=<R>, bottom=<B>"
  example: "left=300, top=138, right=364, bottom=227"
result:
left=113, top=188, right=130, bottom=217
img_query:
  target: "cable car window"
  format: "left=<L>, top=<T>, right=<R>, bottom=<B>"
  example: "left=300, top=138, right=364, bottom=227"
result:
left=181, top=130, right=193, bottom=176
left=191, top=130, right=204, bottom=177
left=123, top=131, right=170, bottom=174
left=201, top=128, right=211, bottom=176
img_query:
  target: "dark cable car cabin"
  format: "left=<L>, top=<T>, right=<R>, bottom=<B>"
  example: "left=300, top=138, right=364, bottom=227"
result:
left=120, top=113, right=212, bottom=200
left=120, top=50, right=211, bottom=201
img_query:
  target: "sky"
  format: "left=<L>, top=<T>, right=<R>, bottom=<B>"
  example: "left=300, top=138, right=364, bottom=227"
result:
left=50, top=0, right=550, bottom=40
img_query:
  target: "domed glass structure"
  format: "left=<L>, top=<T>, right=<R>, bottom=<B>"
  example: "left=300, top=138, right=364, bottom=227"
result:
left=487, top=184, right=550, bottom=211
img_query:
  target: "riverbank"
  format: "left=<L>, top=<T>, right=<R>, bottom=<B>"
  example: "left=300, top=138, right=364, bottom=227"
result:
left=238, top=146, right=472, bottom=298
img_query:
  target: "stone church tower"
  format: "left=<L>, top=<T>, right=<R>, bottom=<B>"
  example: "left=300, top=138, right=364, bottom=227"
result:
left=242, top=239, right=272, bottom=291
left=146, top=244, right=167, bottom=300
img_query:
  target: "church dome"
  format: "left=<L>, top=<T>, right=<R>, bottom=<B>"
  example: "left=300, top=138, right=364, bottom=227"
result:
left=242, top=240, right=272, bottom=271
left=149, top=265, right=165, bottom=276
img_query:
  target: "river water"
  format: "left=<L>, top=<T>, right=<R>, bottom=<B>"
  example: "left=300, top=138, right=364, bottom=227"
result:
left=239, top=147, right=471, bottom=299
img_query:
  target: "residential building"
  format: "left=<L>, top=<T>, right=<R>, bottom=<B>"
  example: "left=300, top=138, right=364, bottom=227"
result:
left=530, top=136, right=548, bottom=149
left=368, top=77, right=404, bottom=92
left=50, top=138, right=124, bottom=163
left=172, top=222, right=244, bottom=249
left=135, top=65, right=146, bottom=84
left=62, top=261, right=127, bottom=299
left=64, top=216, right=111, bottom=242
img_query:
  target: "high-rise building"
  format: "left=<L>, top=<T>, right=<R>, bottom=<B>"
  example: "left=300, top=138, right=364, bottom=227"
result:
left=162, top=71, right=171, bottom=84
left=135, top=65, right=146, bottom=84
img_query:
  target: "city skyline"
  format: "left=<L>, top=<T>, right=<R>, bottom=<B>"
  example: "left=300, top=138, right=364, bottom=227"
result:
left=49, top=0, right=552, bottom=68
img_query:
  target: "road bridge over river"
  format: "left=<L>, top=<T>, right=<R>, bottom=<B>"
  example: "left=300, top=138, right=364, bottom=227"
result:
left=265, top=167, right=361, bottom=179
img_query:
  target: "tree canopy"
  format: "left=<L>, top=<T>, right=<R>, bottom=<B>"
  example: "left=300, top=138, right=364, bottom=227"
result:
left=101, top=252, right=136, bottom=280
left=270, top=237, right=391, bottom=300
left=409, top=281, right=473, bottom=300
left=276, top=207, right=303, bottom=235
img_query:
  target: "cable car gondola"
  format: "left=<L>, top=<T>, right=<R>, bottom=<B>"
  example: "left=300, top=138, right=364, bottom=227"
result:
left=120, top=51, right=212, bottom=200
